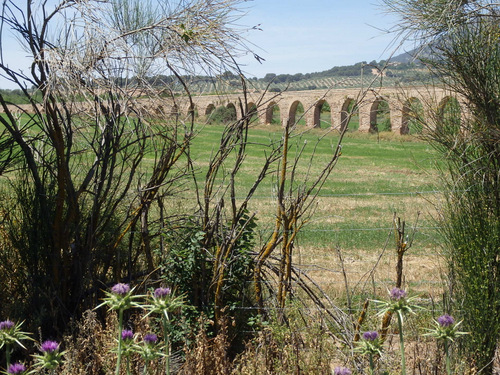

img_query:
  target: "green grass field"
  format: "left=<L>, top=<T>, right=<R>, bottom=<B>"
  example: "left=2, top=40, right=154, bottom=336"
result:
left=1, top=112, right=443, bottom=295
left=176, top=123, right=443, bottom=295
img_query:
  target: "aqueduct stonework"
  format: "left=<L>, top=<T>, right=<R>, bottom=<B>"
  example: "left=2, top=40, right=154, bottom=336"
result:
left=1, top=87, right=466, bottom=134
left=180, top=86, right=467, bottom=134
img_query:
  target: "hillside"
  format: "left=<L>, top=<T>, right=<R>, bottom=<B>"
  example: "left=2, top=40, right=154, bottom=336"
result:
left=0, top=58, right=433, bottom=102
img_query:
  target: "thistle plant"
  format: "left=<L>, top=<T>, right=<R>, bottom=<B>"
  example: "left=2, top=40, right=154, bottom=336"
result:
left=30, top=340, right=64, bottom=375
left=425, top=314, right=468, bottom=375
left=332, top=366, right=351, bottom=375
left=355, top=331, right=383, bottom=374
left=0, top=320, right=31, bottom=368
left=96, top=283, right=143, bottom=375
left=6, top=363, right=26, bottom=375
left=135, top=333, right=165, bottom=375
left=119, top=330, right=135, bottom=375
left=373, top=288, right=422, bottom=375
left=143, top=287, right=185, bottom=375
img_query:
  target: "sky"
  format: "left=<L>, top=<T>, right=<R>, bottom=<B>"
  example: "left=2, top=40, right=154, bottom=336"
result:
left=236, top=0, right=409, bottom=79
left=0, top=0, right=410, bottom=89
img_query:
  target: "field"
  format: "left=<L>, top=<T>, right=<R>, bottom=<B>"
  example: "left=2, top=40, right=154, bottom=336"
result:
left=174, top=122, right=444, bottom=301
left=0, top=112, right=445, bottom=300
left=0, top=113, right=452, bottom=373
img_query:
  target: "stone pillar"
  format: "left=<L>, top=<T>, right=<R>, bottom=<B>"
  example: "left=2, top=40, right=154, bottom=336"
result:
left=305, top=109, right=316, bottom=128
left=390, top=102, right=404, bottom=134
left=330, top=99, right=344, bottom=129
left=358, top=102, right=371, bottom=132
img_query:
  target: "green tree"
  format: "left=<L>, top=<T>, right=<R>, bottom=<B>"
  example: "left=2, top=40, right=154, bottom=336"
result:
left=381, top=0, right=500, bottom=372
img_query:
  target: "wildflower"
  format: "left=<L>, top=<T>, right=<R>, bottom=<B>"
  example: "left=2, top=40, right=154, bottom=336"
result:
left=135, top=333, right=164, bottom=374
left=437, top=314, right=455, bottom=328
left=426, top=314, right=468, bottom=342
left=390, top=287, right=407, bottom=301
left=374, top=288, right=422, bottom=318
left=372, top=288, right=423, bottom=375
left=117, top=329, right=135, bottom=373
left=111, top=283, right=130, bottom=296
left=0, top=320, right=32, bottom=368
left=7, top=362, right=26, bottom=374
left=0, top=320, right=15, bottom=331
left=154, top=287, right=171, bottom=299
left=356, top=329, right=383, bottom=374
left=333, top=367, right=352, bottom=375
left=32, top=340, right=64, bottom=371
left=425, top=314, right=468, bottom=375
left=121, top=330, right=134, bottom=341
left=143, top=333, right=158, bottom=345
left=142, top=288, right=185, bottom=375
left=96, top=283, right=142, bottom=313
left=40, top=340, right=59, bottom=353
left=144, top=287, right=184, bottom=318
left=362, top=331, right=379, bottom=341
left=95, top=284, right=143, bottom=375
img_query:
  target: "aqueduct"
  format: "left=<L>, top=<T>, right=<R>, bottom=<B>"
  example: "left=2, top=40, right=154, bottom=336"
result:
left=179, top=86, right=467, bottom=134
left=0, top=87, right=466, bottom=134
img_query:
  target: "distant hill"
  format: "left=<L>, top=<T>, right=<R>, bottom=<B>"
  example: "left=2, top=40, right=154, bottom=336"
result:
left=390, top=45, right=434, bottom=64
left=0, top=55, right=433, bottom=100
left=240, top=57, right=432, bottom=93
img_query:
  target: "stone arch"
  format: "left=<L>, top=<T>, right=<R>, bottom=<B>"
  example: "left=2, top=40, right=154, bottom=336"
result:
left=369, top=97, right=391, bottom=132
left=340, top=97, right=358, bottom=131
left=265, top=101, right=281, bottom=125
left=205, top=103, right=215, bottom=116
left=246, top=102, right=259, bottom=123
left=313, top=99, right=331, bottom=128
left=288, top=100, right=305, bottom=125
left=401, top=97, right=424, bottom=135
left=226, top=102, right=237, bottom=122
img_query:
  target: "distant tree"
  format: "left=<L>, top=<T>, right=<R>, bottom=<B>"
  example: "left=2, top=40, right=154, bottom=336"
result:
left=263, top=73, right=277, bottom=82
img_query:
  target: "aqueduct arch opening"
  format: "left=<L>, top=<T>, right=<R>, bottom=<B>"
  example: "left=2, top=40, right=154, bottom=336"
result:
left=205, top=103, right=215, bottom=116
left=313, top=99, right=331, bottom=128
left=226, top=102, right=237, bottom=122
left=340, top=98, right=358, bottom=131
left=369, top=97, right=392, bottom=132
left=288, top=100, right=305, bottom=126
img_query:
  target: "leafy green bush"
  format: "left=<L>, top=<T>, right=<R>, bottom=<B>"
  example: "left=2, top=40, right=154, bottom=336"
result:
left=158, top=213, right=258, bottom=353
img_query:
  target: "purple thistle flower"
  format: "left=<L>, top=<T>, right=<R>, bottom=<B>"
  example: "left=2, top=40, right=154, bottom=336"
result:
left=121, top=329, right=134, bottom=341
left=333, top=367, right=352, bottom=375
left=390, top=287, right=407, bottom=301
left=143, top=333, right=157, bottom=345
left=362, top=331, right=379, bottom=341
left=40, top=340, right=59, bottom=353
left=7, top=363, right=26, bottom=374
left=437, top=314, right=455, bottom=327
left=154, top=287, right=171, bottom=299
left=0, top=319, right=15, bottom=330
left=111, top=283, right=130, bottom=296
